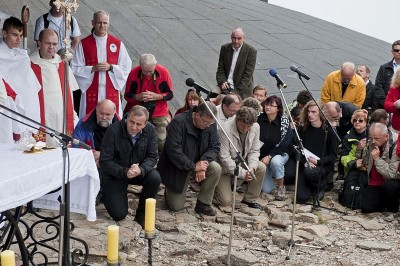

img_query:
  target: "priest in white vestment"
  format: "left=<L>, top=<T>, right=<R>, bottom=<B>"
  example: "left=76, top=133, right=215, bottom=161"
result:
left=71, top=10, right=132, bottom=118
left=31, top=29, right=79, bottom=147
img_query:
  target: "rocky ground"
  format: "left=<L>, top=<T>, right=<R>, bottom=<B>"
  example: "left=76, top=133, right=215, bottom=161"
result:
left=9, top=178, right=400, bottom=266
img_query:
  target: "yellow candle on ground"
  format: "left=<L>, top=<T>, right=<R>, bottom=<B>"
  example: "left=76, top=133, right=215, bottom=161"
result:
left=1, top=250, right=15, bottom=266
left=107, top=225, right=119, bottom=263
left=145, top=198, right=156, bottom=232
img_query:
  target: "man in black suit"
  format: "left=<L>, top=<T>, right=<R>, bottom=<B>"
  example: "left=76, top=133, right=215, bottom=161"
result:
left=216, top=27, right=257, bottom=99
left=357, top=65, right=385, bottom=115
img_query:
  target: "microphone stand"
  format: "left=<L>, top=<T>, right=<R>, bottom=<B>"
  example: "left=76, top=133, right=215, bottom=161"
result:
left=194, top=93, right=256, bottom=266
left=273, top=81, right=324, bottom=260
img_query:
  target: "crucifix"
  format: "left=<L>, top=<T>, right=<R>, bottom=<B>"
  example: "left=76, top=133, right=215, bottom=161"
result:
left=53, top=0, right=79, bottom=57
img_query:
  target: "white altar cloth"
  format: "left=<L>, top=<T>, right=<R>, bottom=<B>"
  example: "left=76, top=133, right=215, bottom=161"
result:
left=0, top=144, right=100, bottom=221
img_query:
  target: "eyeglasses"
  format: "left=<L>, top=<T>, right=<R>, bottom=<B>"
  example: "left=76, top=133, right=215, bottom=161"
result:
left=352, top=118, right=365, bottom=123
left=223, top=104, right=238, bottom=114
left=199, top=114, right=215, bottom=126
left=266, top=103, right=278, bottom=108
left=393, top=49, right=400, bottom=53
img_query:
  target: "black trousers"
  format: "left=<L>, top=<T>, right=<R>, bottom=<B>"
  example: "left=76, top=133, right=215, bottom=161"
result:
left=102, top=169, right=161, bottom=221
left=361, top=180, right=400, bottom=213
left=296, top=166, right=326, bottom=203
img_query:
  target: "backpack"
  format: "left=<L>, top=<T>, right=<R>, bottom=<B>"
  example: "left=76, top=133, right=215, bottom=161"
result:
left=338, top=133, right=395, bottom=210
left=338, top=169, right=368, bottom=210
left=43, top=13, right=74, bottom=33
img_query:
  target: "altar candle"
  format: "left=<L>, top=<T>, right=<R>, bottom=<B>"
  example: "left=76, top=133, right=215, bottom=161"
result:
left=107, top=225, right=119, bottom=263
left=145, top=198, right=156, bottom=232
left=1, top=250, right=15, bottom=266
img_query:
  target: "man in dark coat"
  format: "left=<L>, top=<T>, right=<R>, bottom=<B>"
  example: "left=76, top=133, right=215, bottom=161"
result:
left=157, top=102, right=221, bottom=216
left=216, top=27, right=257, bottom=99
left=356, top=65, right=385, bottom=115
left=99, top=105, right=161, bottom=227
left=375, top=40, right=400, bottom=96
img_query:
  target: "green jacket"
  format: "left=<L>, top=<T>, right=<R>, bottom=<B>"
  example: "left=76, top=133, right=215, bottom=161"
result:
left=341, top=128, right=367, bottom=175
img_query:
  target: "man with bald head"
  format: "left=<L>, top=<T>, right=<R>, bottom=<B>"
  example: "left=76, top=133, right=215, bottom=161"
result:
left=71, top=10, right=132, bottom=118
left=216, top=27, right=257, bottom=99
left=31, top=28, right=79, bottom=147
left=72, top=99, right=119, bottom=166
left=321, top=62, right=366, bottom=108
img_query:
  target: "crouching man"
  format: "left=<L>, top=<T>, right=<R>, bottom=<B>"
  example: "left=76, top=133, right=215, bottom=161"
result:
left=157, top=102, right=221, bottom=216
left=358, top=122, right=400, bottom=213
left=214, top=106, right=266, bottom=209
left=99, top=106, right=161, bottom=227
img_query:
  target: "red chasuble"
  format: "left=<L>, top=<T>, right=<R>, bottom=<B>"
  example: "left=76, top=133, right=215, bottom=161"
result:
left=31, top=61, right=75, bottom=142
left=81, top=34, right=121, bottom=114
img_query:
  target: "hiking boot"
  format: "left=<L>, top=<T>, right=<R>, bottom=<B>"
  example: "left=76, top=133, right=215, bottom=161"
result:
left=275, top=186, right=286, bottom=201
left=241, top=201, right=262, bottom=210
left=194, top=200, right=217, bottom=216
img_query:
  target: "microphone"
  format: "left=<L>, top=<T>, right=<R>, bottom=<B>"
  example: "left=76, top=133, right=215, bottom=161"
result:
left=290, top=65, right=310, bottom=80
left=268, top=69, right=287, bottom=88
left=185, top=78, right=212, bottom=95
left=55, top=131, right=92, bottom=150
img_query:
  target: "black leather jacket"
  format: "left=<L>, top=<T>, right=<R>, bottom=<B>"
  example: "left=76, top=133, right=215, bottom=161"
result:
left=99, top=119, right=158, bottom=180
left=375, top=60, right=394, bottom=96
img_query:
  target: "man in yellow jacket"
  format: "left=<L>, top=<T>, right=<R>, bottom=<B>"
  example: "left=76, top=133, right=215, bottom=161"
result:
left=321, top=62, right=366, bottom=108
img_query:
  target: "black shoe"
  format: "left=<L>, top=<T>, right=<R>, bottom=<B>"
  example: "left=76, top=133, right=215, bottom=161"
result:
left=194, top=200, right=217, bottom=216
left=241, top=201, right=262, bottom=210
left=134, top=214, right=145, bottom=229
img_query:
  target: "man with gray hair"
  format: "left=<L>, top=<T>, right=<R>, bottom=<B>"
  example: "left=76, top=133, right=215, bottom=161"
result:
left=124, top=53, right=174, bottom=153
left=216, top=27, right=257, bottom=99
left=71, top=10, right=132, bottom=118
left=72, top=99, right=119, bottom=166
left=321, top=62, right=366, bottom=108
left=214, top=106, right=266, bottom=209
left=356, top=122, right=400, bottom=213
left=158, top=102, right=221, bottom=216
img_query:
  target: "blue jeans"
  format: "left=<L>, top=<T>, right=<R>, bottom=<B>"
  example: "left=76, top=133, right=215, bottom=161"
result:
left=262, top=153, right=289, bottom=193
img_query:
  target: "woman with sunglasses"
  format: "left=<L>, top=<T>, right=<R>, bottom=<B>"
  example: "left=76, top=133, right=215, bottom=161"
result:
left=340, top=109, right=369, bottom=176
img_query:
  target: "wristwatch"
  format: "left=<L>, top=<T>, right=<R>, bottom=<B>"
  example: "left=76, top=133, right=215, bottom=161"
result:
left=109, top=64, right=113, bottom=72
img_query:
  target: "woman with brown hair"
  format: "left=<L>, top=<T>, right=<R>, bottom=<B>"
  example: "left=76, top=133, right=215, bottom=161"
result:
left=174, top=89, right=200, bottom=116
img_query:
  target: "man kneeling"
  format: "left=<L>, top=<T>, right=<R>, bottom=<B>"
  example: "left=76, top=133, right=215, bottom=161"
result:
left=100, top=106, right=161, bottom=227
left=358, top=122, right=400, bottom=213
left=158, top=102, right=221, bottom=216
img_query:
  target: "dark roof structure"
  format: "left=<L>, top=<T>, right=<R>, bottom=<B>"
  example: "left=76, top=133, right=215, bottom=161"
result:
left=1, top=0, right=390, bottom=111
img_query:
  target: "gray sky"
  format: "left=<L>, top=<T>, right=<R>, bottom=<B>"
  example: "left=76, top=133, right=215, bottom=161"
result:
left=269, top=0, right=396, bottom=43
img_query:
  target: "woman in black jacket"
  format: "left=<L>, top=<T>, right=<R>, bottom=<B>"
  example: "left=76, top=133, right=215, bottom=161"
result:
left=258, top=95, right=293, bottom=200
